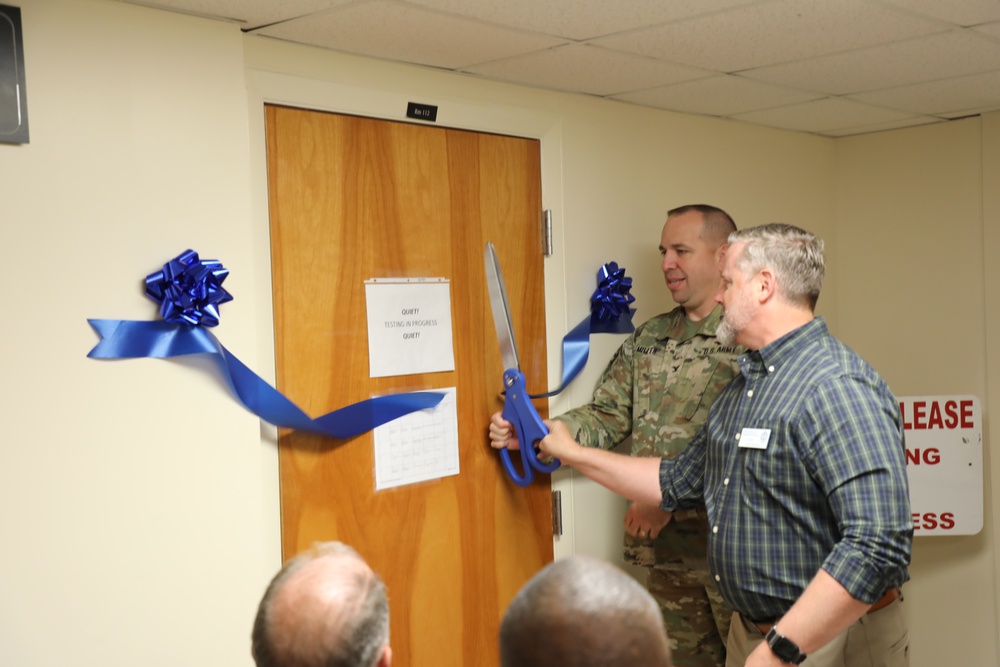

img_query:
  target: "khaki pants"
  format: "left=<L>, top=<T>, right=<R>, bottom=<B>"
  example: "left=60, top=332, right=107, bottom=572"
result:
left=726, top=598, right=908, bottom=667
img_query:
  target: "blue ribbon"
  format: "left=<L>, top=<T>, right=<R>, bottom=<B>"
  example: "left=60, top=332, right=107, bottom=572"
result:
left=88, top=250, right=443, bottom=439
left=530, top=262, right=636, bottom=399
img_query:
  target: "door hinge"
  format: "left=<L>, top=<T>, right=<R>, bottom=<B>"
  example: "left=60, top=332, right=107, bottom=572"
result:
left=551, top=489, right=563, bottom=536
left=542, top=209, right=553, bottom=257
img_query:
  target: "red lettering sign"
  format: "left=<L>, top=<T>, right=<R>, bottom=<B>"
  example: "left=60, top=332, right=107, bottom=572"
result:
left=905, top=448, right=940, bottom=465
left=912, top=512, right=956, bottom=530
left=900, top=399, right=976, bottom=430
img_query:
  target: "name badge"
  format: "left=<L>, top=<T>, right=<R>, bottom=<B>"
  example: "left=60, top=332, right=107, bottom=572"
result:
left=739, top=427, right=771, bottom=449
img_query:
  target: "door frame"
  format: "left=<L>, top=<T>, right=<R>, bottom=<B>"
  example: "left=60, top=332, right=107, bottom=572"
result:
left=242, top=48, right=577, bottom=567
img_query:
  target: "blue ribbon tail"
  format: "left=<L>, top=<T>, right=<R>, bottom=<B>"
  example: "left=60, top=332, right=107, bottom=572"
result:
left=528, top=316, right=594, bottom=399
left=528, top=308, right=637, bottom=399
left=88, top=319, right=444, bottom=438
left=88, top=319, right=218, bottom=358
left=312, top=393, right=446, bottom=440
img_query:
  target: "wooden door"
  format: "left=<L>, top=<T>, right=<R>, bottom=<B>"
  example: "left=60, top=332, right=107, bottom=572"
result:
left=265, top=105, right=552, bottom=667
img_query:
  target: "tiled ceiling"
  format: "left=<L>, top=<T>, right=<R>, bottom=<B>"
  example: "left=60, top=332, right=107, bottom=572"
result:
left=119, top=0, right=1000, bottom=137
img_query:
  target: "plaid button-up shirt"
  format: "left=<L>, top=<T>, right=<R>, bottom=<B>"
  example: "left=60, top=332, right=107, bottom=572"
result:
left=659, top=317, right=912, bottom=620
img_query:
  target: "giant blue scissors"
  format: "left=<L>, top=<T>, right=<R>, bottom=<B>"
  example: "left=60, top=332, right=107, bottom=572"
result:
left=484, top=242, right=561, bottom=486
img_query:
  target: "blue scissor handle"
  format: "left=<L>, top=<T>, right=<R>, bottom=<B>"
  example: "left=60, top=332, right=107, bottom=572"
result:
left=499, top=367, right=561, bottom=486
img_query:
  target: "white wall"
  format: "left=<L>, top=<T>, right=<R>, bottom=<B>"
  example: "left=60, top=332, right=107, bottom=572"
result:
left=1, top=1, right=994, bottom=665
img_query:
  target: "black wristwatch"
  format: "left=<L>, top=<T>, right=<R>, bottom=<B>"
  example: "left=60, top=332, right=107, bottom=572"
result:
left=765, top=627, right=807, bottom=665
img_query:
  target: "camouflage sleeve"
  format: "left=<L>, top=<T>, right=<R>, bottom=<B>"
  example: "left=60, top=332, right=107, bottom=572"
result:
left=553, top=332, right=638, bottom=451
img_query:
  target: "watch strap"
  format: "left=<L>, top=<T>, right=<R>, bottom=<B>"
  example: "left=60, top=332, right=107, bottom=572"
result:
left=765, top=626, right=807, bottom=665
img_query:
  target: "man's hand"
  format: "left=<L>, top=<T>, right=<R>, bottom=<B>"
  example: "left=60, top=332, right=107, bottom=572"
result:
left=538, top=419, right=583, bottom=461
left=745, top=636, right=786, bottom=667
left=488, top=411, right=520, bottom=450
left=624, top=501, right=673, bottom=540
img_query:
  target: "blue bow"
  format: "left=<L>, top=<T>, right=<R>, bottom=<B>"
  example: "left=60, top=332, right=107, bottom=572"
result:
left=531, top=261, right=636, bottom=398
left=88, top=250, right=443, bottom=439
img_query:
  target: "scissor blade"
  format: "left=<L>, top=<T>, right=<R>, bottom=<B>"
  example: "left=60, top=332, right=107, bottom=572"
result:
left=484, top=242, right=520, bottom=371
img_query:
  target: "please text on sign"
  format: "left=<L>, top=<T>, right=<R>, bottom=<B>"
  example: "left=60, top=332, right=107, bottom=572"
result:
left=900, top=395, right=982, bottom=536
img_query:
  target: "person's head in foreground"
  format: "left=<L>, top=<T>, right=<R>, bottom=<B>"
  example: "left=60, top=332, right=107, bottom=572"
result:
left=500, top=555, right=673, bottom=667
left=252, top=541, right=391, bottom=667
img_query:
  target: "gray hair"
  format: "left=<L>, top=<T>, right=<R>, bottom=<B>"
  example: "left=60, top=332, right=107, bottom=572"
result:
left=500, top=556, right=672, bottom=667
left=252, top=542, right=390, bottom=667
left=728, top=223, right=825, bottom=309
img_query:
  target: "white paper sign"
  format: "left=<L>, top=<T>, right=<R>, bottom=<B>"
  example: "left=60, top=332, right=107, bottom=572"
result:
left=373, top=387, right=459, bottom=490
left=365, top=278, right=455, bottom=378
left=900, top=395, right=982, bottom=536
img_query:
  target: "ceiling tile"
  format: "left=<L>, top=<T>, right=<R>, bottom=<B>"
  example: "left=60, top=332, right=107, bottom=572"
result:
left=849, top=69, right=1000, bottom=116
left=464, top=44, right=710, bottom=96
left=743, top=30, right=1000, bottom=95
left=591, top=0, right=946, bottom=72
left=821, top=116, right=944, bottom=137
left=877, top=0, right=1000, bottom=27
left=120, top=0, right=1000, bottom=137
left=123, top=0, right=353, bottom=27
left=403, top=0, right=761, bottom=40
left=731, top=97, right=919, bottom=134
left=612, top=74, right=822, bottom=116
left=254, top=0, right=567, bottom=69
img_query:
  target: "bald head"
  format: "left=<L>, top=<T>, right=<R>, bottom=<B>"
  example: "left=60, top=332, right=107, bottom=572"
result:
left=252, top=542, right=390, bottom=667
left=500, top=556, right=672, bottom=667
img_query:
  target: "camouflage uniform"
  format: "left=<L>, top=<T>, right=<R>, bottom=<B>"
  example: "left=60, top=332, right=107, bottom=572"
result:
left=555, top=305, right=741, bottom=667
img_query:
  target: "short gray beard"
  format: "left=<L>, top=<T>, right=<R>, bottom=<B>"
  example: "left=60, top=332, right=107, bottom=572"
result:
left=717, top=317, right=739, bottom=346
left=716, top=288, right=756, bottom=347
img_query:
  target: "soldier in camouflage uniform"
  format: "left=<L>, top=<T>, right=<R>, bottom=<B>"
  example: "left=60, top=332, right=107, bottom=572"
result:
left=490, top=205, right=742, bottom=667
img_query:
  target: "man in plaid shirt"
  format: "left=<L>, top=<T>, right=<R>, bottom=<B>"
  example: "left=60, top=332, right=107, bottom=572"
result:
left=540, top=223, right=912, bottom=667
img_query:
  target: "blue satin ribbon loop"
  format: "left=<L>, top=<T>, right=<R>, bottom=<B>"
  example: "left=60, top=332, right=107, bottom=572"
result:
left=88, top=319, right=443, bottom=439
left=530, top=261, right=636, bottom=399
left=591, top=261, right=635, bottom=324
left=145, top=249, right=233, bottom=327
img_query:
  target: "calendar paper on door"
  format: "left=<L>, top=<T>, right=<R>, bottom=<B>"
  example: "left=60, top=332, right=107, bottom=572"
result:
left=373, top=387, right=459, bottom=490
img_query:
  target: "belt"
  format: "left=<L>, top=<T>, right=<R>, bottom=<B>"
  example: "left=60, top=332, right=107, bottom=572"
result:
left=868, top=587, right=901, bottom=614
left=750, top=588, right=900, bottom=635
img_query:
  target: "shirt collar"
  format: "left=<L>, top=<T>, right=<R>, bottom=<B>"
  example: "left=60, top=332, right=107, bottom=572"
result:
left=741, top=316, right=826, bottom=376
left=661, top=304, right=725, bottom=342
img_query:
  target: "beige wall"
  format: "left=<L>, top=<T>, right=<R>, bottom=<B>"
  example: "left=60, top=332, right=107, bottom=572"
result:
left=0, top=0, right=994, bottom=665
left=1, top=1, right=279, bottom=665
left=836, top=115, right=1000, bottom=664
left=985, top=110, right=1000, bottom=664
